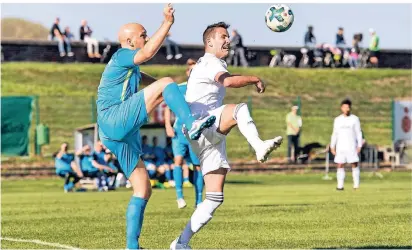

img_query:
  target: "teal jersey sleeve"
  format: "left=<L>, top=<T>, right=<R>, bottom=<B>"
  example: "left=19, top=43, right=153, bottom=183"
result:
left=97, top=48, right=142, bottom=110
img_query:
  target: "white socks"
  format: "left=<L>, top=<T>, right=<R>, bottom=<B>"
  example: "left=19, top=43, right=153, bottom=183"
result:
left=234, top=103, right=263, bottom=151
left=337, top=168, right=345, bottom=189
left=352, top=167, right=360, bottom=188
left=337, top=167, right=360, bottom=189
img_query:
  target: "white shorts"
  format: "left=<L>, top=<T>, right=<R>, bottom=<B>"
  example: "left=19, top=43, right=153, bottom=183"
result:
left=334, top=151, right=359, bottom=164
left=188, top=105, right=231, bottom=176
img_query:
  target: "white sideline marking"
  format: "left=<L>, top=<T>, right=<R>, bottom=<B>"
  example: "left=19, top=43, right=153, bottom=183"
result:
left=1, top=237, right=80, bottom=249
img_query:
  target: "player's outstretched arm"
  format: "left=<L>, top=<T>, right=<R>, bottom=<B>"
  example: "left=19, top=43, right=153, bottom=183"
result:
left=215, top=72, right=265, bottom=93
left=134, top=4, right=175, bottom=65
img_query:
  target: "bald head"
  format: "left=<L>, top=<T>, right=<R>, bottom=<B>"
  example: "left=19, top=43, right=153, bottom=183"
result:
left=118, top=23, right=147, bottom=49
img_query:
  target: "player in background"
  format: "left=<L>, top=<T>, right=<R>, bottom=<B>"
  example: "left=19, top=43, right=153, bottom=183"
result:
left=330, top=99, right=363, bottom=191
left=164, top=59, right=204, bottom=209
left=170, top=22, right=283, bottom=250
left=96, top=4, right=216, bottom=249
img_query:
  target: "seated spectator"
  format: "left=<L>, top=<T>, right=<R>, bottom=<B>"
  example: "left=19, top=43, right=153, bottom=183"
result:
left=50, top=17, right=74, bottom=57
left=164, top=32, right=182, bottom=60
left=53, top=142, right=83, bottom=192
left=164, top=137, right=174, bottom=167
left=77, top=145, right=113, bottom=191
left=152, top=136, right=174, bottom=187
left=141, top=135, right=157, bottom=187
left=93, top=141, right=118, bottom=190
left=80, top=20, right=101, bottom=58
left=63, top=27, right=75, bottom=41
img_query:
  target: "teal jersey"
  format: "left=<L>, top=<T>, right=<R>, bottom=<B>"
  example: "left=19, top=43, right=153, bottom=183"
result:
left=97, top=48, right=141, bottom=110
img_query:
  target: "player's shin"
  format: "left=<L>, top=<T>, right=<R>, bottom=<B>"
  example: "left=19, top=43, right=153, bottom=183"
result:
left=178, top=192, right=223, bottom=245
left=352, top=166, right=360, bottom=188
left=234, top=103, right=263, bottom=150
left=337, top=167, right=345, bottom=189
left=126, top=196, right=148, bottom=249
left=173, top=166, right=184, bottom=199
left=163, top=83, right=195, bottom=131
left=194, top=169, right=204, bottom=205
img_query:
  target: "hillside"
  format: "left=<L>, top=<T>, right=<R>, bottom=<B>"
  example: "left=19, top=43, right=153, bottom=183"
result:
left=1, top=63, right=411, bottom=161
left=1, top=18, right=49, bottom=40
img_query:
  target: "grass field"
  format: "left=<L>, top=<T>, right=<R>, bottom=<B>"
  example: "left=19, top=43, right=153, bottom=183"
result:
left=2, top=63, right=411, bottom=162
left=2, top=172, right=411, bottom=249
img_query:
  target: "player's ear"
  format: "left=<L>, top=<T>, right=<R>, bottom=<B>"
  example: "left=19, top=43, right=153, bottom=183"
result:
left=206, top=37, right=213, bottom=48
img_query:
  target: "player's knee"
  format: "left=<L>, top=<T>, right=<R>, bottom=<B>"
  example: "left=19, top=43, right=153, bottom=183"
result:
left=232, top=102, right=248, bottom=121
left=158, top=77, right=175, bottom=87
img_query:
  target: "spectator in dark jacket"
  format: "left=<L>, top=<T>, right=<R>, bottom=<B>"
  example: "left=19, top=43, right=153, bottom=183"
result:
left=80, top=20, right=101, bottom=58
left=227, top=29, right=248, bottom=67
left=50, top=17, right=73, bottom=57
left=304, top=26, right=316, bottom=47
left=336, top=27, right=346, bottom=47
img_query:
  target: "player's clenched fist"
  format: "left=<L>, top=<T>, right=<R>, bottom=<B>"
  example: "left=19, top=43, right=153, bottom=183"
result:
left=164, top=3, right=175, bottom=24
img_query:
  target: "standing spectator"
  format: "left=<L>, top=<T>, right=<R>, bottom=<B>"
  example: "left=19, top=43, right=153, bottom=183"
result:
left=348, top=33, right=362, bottom=69
left=80, top=20, right=101, bottom=58
left=50, top=17, right=74, bottom=57
left=304, top=25, right=316, bottom=47
left=286, top=105, right=302, bottom=163
left=63, top=27, right=75, bottom=41
left=335, top=27, right=346, bottom=47
left=227, top=29, right=248, bottom=67
left=164, top=32, right=182, bottom=60
left=368, top=28, right=380, bottom=67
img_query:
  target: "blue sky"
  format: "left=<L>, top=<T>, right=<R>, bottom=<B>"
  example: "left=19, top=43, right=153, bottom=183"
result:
left=2, top=3, right=411, bottom=49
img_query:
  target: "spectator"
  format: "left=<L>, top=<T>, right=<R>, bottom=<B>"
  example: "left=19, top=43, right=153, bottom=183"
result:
left=348, top=33, right=362, bottom=69
left=141, top=135, right=158, bottom=187
left=368, top=28, right=380, bottom=67
left=54, top=142, right=83, bottom=192
left=227, top=29, right=248, bottom=67
left=63, top=27, right=75, bottom=41
left=286, top=105, right=302, bottom=163
left=164, top=32, right=182, bottom=60
left=77, top=144, right=113, bottom=191
left=335, top=27, right=346, bottom=47
left=80, top=20, right=101, bottom=58
left=50, top=17, right=74, bottom=57
left=93, top=141, right=118, bottom=190
left=304, top=25, right=316, bottom=47
left=152, top=136, right=174, bottom=187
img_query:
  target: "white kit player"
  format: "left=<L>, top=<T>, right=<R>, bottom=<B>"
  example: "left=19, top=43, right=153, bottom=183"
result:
left=330, top=99, right=363, bottom=191
left=170, top=22, right=283, bottom=250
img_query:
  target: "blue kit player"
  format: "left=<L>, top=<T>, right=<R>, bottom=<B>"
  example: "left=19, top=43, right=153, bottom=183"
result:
left=96, top=4, right=215, bottom=249
left=164, top=59, right=204, bottom=209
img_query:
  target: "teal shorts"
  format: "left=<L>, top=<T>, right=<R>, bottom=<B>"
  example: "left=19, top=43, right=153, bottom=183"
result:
left=98, top=91, right=148, bottom=178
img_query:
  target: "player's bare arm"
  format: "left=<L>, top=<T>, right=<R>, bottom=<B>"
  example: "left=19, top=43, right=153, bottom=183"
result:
left=215, top=72, right=266, bottom=93
left=134, top=3, right=175, bottom=65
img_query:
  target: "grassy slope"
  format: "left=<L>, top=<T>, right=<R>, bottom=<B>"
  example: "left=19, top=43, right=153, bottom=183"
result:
left=1, top=62, right=411, bottom=161
left=1, top=172, right=411, bottom=249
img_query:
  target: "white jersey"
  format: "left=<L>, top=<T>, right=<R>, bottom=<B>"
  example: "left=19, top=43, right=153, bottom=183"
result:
left=185, top=53, right=229, bottom=117
left=330, top=114, right=363, bottom=152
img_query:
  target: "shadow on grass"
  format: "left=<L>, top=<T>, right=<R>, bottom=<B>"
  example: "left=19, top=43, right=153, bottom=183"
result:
left=248, top=203, right=313, bottom=207
left=315, top=246, right=412, bottom=249
left=226, top=180, right=263, bottom=185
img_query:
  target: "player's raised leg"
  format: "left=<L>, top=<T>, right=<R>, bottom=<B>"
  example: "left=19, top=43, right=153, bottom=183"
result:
left=171, top=168, right=227, bottom=249
left=215, top=103, right=283, bottom=162
left=143, top=78, right=215, bottom=141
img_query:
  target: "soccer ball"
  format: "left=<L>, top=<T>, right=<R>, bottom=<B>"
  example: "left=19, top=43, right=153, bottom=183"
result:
left=265, top=4, right=294, bottom=32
